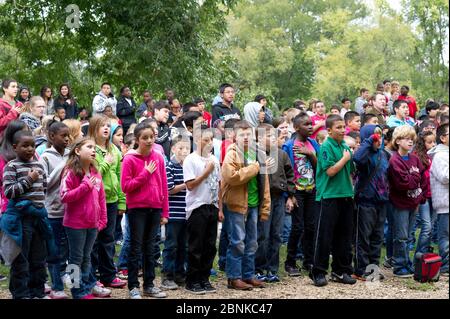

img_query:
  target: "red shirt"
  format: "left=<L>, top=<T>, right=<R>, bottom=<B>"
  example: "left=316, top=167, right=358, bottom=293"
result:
left=397, top=95, right=418, bottom=119
left=310, top=114, right=327, bottom=139
left=203, top=111, right=212, bottom=128
left=220, top=139, right=233, bottom=165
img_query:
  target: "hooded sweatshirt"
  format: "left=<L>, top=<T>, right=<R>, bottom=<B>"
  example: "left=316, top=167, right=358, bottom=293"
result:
left=60, top=167, right=107, bottom=230
left=388, top=151, right=429, bottom=210
left=19, top=112, right=41, bottom=131
left=92, top=91, right=117, bottom=115
left=121, top=149, right=169, bottom=218
left=428, top=144, right=449, bottom=215
left=211, top=102, right=241, bottom=124
left=0, top=98, right=21, bottom=138
left=39, top=147, right=70, bottom=218
left=353, top=125, right=389, bottom=205
left=95, top=141, right=126, bottom=211
left=244, top=102, right=263, bottom=127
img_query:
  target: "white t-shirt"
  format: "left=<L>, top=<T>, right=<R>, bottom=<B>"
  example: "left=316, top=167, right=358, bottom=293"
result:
left=183, top=152, right=221, bottom=219
left=340, top=108, right=349, bottom=119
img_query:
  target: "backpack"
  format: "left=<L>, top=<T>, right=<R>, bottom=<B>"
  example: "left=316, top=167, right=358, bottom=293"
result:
left=414, top=252, right=442, bottom=283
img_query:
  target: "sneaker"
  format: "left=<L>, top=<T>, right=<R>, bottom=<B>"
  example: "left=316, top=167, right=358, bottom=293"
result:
left=80, top=294, right=96, bottom=300
left=49, top=290, right=69, bottom=300
left=96, top=281, right=104, bottom=287
left=33, top=295, right=52, bottom=299
left=265, top=272, right=280, bottom=283
left=331, top=272, right=357, bottom=285
left=143, top=286, right=167, bottom=298
left=174, top=274, right=186, bottom=287
left=138, top=269, right=143, bottom=277
left=44, top=283, right=52, bottom=294
left=61, top=273, right=73, bottom=289
left=201, top=281, right=217, bottom=294
left=0, top=274, right=7, bottom=281
left=310, top=273, right=328, bottom=287
left=103, top=277, right=127, bottom=288
left=92, top=285, right=112, bottom=298
left=255, top=272, right=267, bottom=281
left=129, top=288, right=142, bottom=299
left=394, top=268, right=414, bottom=278
left=161, top=279, right=178, bottom=290
left=285, top=264, right=301, bottom=277
left=117, top=269, right=128, bottom=280
left=383, top=257, right=394, bottom=269
left=440, top=271, right=449, bottom=277
left=185, top=282, right=206, bottom=295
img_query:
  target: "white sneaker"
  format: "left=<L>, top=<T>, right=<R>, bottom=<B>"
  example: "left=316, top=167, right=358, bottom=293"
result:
left=62, top=274, right=73, bottom=289
left=92, top=285, right=112, bottom=298
left=50, top=290, right=69, bottom=299
left=44, top=283, right=52, bottom=294
left=129, top=287, right=142, bottom=299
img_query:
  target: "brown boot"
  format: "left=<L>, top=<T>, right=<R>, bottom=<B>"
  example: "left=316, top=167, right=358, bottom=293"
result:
left=227, top=279, right=253, bottom=290
left=243, top=278, right=265, bottom=288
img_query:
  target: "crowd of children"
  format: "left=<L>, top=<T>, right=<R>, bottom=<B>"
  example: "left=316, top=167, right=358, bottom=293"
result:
left=0, top=79, right=448, bottom=299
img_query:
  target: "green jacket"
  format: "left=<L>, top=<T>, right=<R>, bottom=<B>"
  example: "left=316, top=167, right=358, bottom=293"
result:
left=95, top=144, right=126, bottom=210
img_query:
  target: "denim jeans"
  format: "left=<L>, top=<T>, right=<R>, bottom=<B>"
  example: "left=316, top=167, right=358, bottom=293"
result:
left=226, top=206, right=258, bottom=280
left=415, top=199, right=436, bottom=254
left=118, top=213, right=130, bottom=270
left=282, top=213, right=291, bottom=244
left=127, top=208, right=161, bottom=290
left=218, top=205, right=230, bottom=270
left=65, top=227, right=98, bottom=299
left=392, top=207, right=417, bottom=272
left=385, top=202, right=395, bottom=259
left=437, top=214, right=449, bottom=273
left=9, top=215, right=47, bottom=299
left=162, top=220, right=187, bottom=280
left=115, top=213, right=123, bottom=242
left=47, top=218, right=68, bottom=292
left=255, top=195, right=285, bottom=274
left=90, top=202, right=118, bottom=285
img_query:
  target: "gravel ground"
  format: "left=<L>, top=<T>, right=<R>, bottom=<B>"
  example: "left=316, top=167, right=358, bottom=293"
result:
left=1, top=266, right=447, bottom=299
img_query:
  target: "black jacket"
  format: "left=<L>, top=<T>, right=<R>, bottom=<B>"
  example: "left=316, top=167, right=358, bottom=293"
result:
left=116, top=96, right=137, bottom=133
left=212, top=102, right=241, bottom=123
left=54, top=96, right=78, bottom=119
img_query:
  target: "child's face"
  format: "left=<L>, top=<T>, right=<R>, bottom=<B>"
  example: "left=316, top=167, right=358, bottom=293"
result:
left=441, top=129, right=449, bottom=146
left=396, top=103, right=409, bottom=119
left=60, top=86, right=69, bottom=96
left=57, top=109, right=66, bottom=120
left=150, top=122, right=159, bottom=138
left=424, top=134, right=436, bottom=151
left=76, top=140, right=96, bottom=163
left=354, top=137, right=361, bottom=152
left=344, top=138, right=356, bottom=152
left=277, top=121, right=289, bottom=139
left=97, top=121, right=111, bottom=140
left=20, top=89, right=30, bottom=100
left=330, top=109, right=340, bottom=115
left=429, top=109, right=438, bottom=118
left=104, top=106, right=113, bottom=117
left=31, top=101, right=45, bottom=118
left=51, top=127, right=70, bottom=150
left=315, top=102, right=326, bottom=115
left=261, top=130, right=276, bottom=151
left=137, top=128, right=155, bottom=151
left=113, top=128, right=124, bottom=147
left=14, top=135, right=35, bottom=162
left=343, top=101, right=351, bottom=110
left=235, top=128, right=253, bottom=150
left=328, top=120, right=346, bottom=142
left=155, top=108, right=170, bottom=123
left=197, top=101, right=206, bottom=112
left=396, top=137, right=415, bottom=153
left=258, top=109, right=266, bottom=124
left=295, top=116, right=313, bottom=138
left=366, top=117, right=379, bottom=125
left=348, top=116, right=361, bottom=131
left=197, top=132, right=214, bottom=155
left=172, top=141, right=190, bottom=162
left=79, top=109, right=88, bottom=119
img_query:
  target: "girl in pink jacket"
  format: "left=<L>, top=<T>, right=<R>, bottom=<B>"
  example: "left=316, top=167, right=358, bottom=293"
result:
left=60, top=137, right=107, bottom=299
left=121, top=121, right=169, bottom=299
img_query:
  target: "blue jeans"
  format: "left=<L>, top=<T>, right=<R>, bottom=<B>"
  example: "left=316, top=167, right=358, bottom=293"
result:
left=47, top=218, right=68, bottom=292
left=162, top=220, right=187, bottom=279
left=118, top=213, right=131, bottom=270
left=385, top=202, right=394, bottom=259
left=65, top=227, right=98, bottom=299
left=415, top=199, right=436, bottom=254
left=282, top=213, right=291, bottom=244
left=392, top=207, right=417, bottom=272
left=226, top=206, right=258, bottom=280
left=255, top=196, right=285, bottom=274
left=437, top=214, right=449, bottom=272
left=218, top=205, right=230, bottom=270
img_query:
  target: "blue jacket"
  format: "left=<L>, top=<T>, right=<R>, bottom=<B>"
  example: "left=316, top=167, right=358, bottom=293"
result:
left=0, top=200, right=55, bottom=265
left=282, top=136, right=320, bottom=169
left=353, top=125, right=389, bottom=205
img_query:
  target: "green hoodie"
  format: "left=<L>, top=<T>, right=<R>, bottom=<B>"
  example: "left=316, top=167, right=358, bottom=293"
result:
left=95, top=144, right=126, bottom=210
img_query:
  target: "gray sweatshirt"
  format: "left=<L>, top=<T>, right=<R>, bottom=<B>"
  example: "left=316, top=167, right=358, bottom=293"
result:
left=428, top=144, right=449, bottom=215
left=39, top=147, right=70, bottom=218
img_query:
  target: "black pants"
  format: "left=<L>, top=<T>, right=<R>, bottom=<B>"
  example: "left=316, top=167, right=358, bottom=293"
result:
left=312, top=197, right=354, bottom=276
left=127, top=208, right=161, bottom=289
left=9, top=216, right=47, bottom=299
left=91, top=202, right=117, bottom=284
left=286, top=191, right=316, bottom=268
left=354, top=204, right=387, bottom=276
left=186, top=204, right=218, bottom=285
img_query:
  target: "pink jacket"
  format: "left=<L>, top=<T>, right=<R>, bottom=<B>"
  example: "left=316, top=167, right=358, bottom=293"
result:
left=60, top=167, right=107, bottom=230
left=121, top=149, right=169, bottom=218
left=0, top=98, right=21, bottom=138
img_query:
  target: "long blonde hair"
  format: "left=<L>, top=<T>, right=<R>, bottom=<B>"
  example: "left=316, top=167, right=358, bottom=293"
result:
left=63, top=118, right=82, bottom=145
left=88, top=114, right=111, bottom=151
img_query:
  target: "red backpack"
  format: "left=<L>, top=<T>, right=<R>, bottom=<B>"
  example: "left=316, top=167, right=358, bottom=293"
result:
left=414, top=252, right=442, bottom=283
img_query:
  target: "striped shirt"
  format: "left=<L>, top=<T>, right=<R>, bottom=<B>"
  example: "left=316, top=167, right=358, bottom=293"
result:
left=2, top=159, right=47, bottom=208
left=167, top=159, right=186, bottom=221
